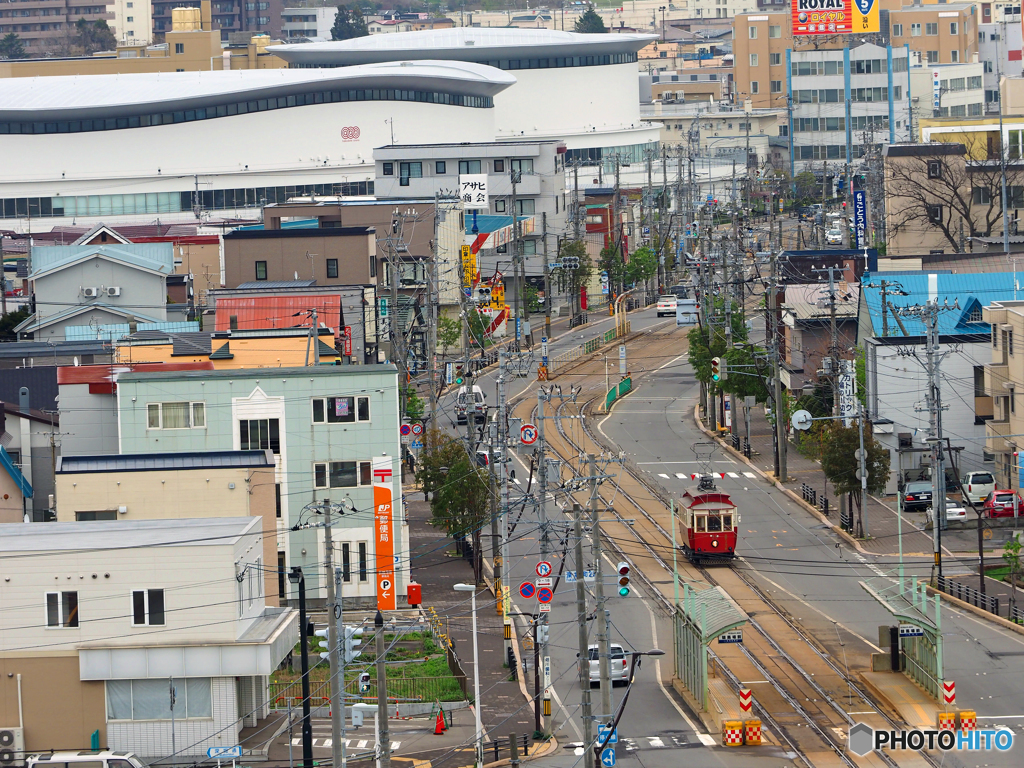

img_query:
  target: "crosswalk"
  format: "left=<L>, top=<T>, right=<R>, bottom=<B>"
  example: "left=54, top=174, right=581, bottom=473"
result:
left=656, top=470, right=757, bottom=481
left=291, top=738, right=402, bottom=751
left=620, top=732, right=698, bottom=752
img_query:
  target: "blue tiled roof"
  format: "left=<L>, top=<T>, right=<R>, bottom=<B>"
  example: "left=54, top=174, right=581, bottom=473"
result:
left=862, top=271, right=1017, bottom=336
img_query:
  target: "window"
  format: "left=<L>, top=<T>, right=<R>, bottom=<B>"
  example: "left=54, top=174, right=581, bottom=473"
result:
left=950, top=104, right=966, bottom=116
left=494, top=199, right=506, bottom=213
left=382, top=162, right=394, bottom=176
left=46, top=591, right=79, bottom=628
left=326, top=258, right=338, bottom=279
left=239, top=418, right=280, bottom=453
left=926, top=22, right=938, bottom=35
left=435, top=161, right=446, bottom=174
left=950, top=21, right=958, bottom=34
left=174, top=43, right=184, bottom=53
left=928, top=160, right=942, bottom=179
left=313, top=461, right=373, bottom=489
left=928, top=204, right=943, bottom=223
left=749, top=53, right=758, bottom=67
left=510, top=158, right=533, bottom=174
left=342, top=542, right=351, bottom=581
left=951, top=50, right=959, bottom=62
left=748, top=25, right=757, bottom=38
left=969, top=102, right=982, bottom=116
left=398, top=161, right=422, bottom=186
left=126, top=15, right=133, bottom=21
left=912, top=23, right=922, bottom=35
left=769, top=24, right=781, bottom=37
left=516, top=198, right=535, bottom=215
left=969, top=307, right=984, bottom=324
left=751, top=81, right=759, bottom=94
left=968, top=75, right=982, bottom=89
left=1011, top=329, right=1015, bottom=356
left=973, top=187, right=991, bottom=204
left=458, top=160, right=481, bottom=174
left=926, top=50, right=939, bottom=63
left=107, top=678, right=212, bottom=721
left=494, top=159, right=505, bottom=173
left=312, top=396, right=370, bottom=423
left=276, top=483, right=281, bottom=518
left=771, top=80, right=782, bottom=93
left=893, top=23, right=903, bottom=36
left=770, top=52, right=781, bottom=66
left=147, top=402, right=205, bottom=430
left=76, top=510, right=117, bottom=521
left=358, top=542, right=368, bottom=581
left=255, top=260, right=267, bottom=280
left=132, top=589, right=165, bottom=626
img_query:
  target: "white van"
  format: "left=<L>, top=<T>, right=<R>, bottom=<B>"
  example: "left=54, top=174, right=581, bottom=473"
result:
left=456, top=385, right=487, bottom=425
left=27, top=752, right=148, bottom=768
left=962, top=471, right=995, bottom=505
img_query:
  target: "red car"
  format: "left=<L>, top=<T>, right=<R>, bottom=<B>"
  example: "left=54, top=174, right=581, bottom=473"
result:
left=982, top=490, right=1024, bottom=518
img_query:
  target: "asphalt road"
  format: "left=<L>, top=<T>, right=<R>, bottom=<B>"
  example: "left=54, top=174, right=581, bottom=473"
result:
left=594, top=330, right=1024, bottom=767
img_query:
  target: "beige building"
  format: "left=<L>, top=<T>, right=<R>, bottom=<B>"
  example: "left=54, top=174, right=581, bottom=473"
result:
left=0, top=8, right=285, bottom=78
left=0, top=0, right=112, bottom=55
left=54, top=450, right=281, bottom=603
left=641, top=101, right=782, bottom=157
left=983, top=300, right=1024, bottom=488
left=108, top=0, right=151, bottom=45
left=890, top=3, right=979, bottom=66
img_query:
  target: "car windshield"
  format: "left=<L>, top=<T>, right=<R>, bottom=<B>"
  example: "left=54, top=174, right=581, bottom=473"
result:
left=906, top=483, right=931, bottom=493
left=995, top=494, right=1015, bottom=503
left=971, top=473, right=994, bottom=484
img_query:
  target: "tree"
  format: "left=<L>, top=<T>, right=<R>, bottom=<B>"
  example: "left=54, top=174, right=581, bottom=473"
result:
left=75, top=18, right=117, bottom=54
left=819, top=421, right=890, bottom=537
left=437, top=315, right=461, bottom=359
left=886, top=137, right=1024, bottom=253
left=331, top=5, right=369, bottom=40
left=0, top=307, right=29, bottom=341
left=625, top=245, right=659, bottom=288
left=574, top=7, right=607, bottom=33
left=792, top=171, right=821, bottom=205
left=551, top=239, right=593, bottom=316
left=0, top=33, right=28, bottom=59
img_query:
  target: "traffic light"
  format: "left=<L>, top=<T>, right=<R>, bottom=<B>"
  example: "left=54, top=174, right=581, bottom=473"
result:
left=711, top=357, right=722, bottom=383
left=344, top=625, right=364, bottom=663
left=616, top=561, right=631, bottom=597
left=359, top=672, right=371, bottom=693
left=454, top=362, right=465, bottom=385
left=314, top=626, right=330, bottom=660
left=535, top=621, right=550, bottom=644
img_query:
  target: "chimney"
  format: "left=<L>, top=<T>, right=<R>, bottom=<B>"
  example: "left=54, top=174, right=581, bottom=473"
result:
left=19, top=387, right=29, bottom=414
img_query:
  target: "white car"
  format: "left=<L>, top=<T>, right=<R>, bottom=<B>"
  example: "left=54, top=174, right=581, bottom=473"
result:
left=962, top=471, right=995, bottom=505
left=927, top=498, right=968, bottom=523
left=825, top=228, right=844, bottom=245
left=656, top=295, right=678, bottom=317
left=587, top=643, right=629, bottom=687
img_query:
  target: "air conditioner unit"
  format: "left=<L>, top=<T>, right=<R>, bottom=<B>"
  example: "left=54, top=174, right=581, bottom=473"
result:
left=0, top=727, right=25, bottom=767
left=82, top=287, right=99, bottom=298
left=107, top=286, right=121, bottom=297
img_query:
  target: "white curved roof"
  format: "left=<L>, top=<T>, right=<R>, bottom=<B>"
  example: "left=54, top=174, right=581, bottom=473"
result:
left=0, top=60, right=515, bottom=121
left=274, top=27, right=656, bottom=66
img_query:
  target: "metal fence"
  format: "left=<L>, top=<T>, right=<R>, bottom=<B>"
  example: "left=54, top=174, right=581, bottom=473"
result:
left=1012, top=604, right=1024, bottom=625
left=483, top=735, right=532, bottom=763
left=548, top=319, right=631, bottom=375
left=269, top=674, right=466, bottom=709
left=936, top=575, right=1001, bottom=616
left=800, top=483, right=817, bottom=506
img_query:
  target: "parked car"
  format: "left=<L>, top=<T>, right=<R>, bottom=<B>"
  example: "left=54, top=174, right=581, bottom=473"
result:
left=825, top=228, right=844, bottom=245
left=456, top=384, right=487, bottom=425
left=587, top=643, right=629, bottom=687
left=901, top=481, right=934, bottom=512
left=656, top=295, right=678, bottom=317
left=983, top=490, right=1024, bottom=518
left=667, top=284, right=690, bottom=300
left=28, top=754, right=148, bottom=768
left=962, top=471, right=995, bottom=505
left=927, top=497, right=968, bottom=523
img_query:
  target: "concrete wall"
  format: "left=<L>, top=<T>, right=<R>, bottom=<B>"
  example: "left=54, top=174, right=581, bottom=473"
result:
left=59, top=382, right=120, bottom=456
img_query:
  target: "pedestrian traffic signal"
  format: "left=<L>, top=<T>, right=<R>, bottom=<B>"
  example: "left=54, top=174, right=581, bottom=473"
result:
left=359, top=672, right=371, bottom=693
left=711, top=357, right=722, bottom=383
left=616, top=561, right=631, bottom=596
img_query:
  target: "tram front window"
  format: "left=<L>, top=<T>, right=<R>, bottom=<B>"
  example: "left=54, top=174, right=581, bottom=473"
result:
left=721, top=514, right=733, bottom=531
left=707, top=515, right=722, bottom=532
left=695, top=516, right=706, bottom=532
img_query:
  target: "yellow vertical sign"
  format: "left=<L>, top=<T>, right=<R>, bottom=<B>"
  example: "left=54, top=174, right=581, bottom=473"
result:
left=461, top=245, right=475, bottom=288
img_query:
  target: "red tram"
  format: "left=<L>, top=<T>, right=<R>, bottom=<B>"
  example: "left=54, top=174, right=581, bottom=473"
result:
left=679, top=485, right=738, bottom=564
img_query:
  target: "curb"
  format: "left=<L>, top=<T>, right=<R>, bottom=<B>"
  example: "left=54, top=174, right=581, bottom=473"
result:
left=479, top=736, right=560, bottom=768
left=921, top=581, right=1024, bottom=637
left=689, top=404, right=868, bottom=554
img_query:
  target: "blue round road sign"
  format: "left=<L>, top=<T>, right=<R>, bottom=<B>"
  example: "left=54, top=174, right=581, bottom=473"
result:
left=537, top=587, right=553, bottom=604
left=519, top=582, right=535, bottom=599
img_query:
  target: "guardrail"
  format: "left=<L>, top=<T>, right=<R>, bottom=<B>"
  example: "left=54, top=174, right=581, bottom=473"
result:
left=269, top=675, right=465, bottom=709
left=1012, top=604, right=1024, bottom=625
left=936, top=575, right=1001, bottom=616
left=548, top=319, right=631, bottom=376
left=604, top=376, right=632, bottom=411
left=483, top=735, right=532, bottom=763
left=801, top=483, right=817, bottom=507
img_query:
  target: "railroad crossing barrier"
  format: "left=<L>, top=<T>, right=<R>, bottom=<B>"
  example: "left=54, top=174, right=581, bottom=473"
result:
left=862, top=577, right=944, bottom=703
left=722, top=721, right=743, bottom=747
left=673, top=583, right=747, bottom=712
left=936, top=575, right=1000, bottom=616
left=743, top=720, right=762, bottom=746
left=937, top=712, right=956, bottom=731
left=959, top=711, right=976, bottom=731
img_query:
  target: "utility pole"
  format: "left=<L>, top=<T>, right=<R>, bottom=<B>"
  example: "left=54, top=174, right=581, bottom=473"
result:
left=536, top=390, right=552, bottom=719
left=996, top=22, right=1011, bottom=254
left=572, top=162, right=583, bottom=241
left=510, top=165, right=521, bottom=347
left=323, top=499, right=344, bottom=768
left=375, top=610, right=392, bottom=768
left=588, top=455, right=612, bottom=720
left=428, top=194, right=441, bottom=430
left=498, top=353, right=511, bottom=660
left=542, top=211, right=551, bottom=340
left=769, top=250, right=787, bottom=481
left=573, top=505, right=595, bottom=768
left=305, top=307, right=321, bottom=367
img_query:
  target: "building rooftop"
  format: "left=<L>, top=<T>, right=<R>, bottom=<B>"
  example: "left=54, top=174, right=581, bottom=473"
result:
left=0, top=516, right=260, bottom=552
left=273, top=27, right=656, bottom=66
left=233, top=280, right=317, bottom=289
left=116, top=363, right=397, bottom=383
left=56, top=450, right=273, bottom=474
left=895, top=2, right=975, bottom=11
left=30, top=243, right=174, bottom=278
left=0, top=60, right=516, bottom=122
left=223, top=226, right=373, bottom=240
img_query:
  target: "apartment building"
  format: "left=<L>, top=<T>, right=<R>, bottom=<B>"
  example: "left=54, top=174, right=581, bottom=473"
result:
left=983, top=299, right=1024, bottom=489
left=640, top=101, right=783, bottom=162
left=152, top=0, right=283, bottom=41
left=978, top=18, right=1023, bottom=108
left=281, top=5, right=335, bottom=40
left=114, top=365, right=406, bottom=607
left=0, top=0, right=112, bottom=53
left=0, top=517, right=295, bottom=757
left=108, top=0, right=151, bottom=44
left=908, top=61, right=986, bottom=135
left=890, top=3, right=979, bottom=66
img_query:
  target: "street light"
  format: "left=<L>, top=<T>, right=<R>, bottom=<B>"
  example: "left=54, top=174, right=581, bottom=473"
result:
left=287, top=567, right=313, bottom=768
left=454, top=583, right=483, bottom=768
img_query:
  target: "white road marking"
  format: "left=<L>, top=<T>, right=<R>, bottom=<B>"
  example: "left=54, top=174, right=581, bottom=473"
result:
left=743, top=472, right=757, bottom=478
left=294, top=739, right=402, bottom=750
left=727, top=472, right=740, bottom=478
left=647, top=737, right=665, bottom=748
left=675, top=473, right=688, bottom=479
left=658, top=473, right=670, bottom=479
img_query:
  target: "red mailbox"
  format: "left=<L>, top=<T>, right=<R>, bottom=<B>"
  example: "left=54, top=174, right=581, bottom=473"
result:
left=407, top=582, right=422, bottom=607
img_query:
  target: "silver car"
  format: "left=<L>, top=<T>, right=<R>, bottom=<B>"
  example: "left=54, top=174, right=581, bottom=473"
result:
left=587, top=643, right=629, bottom=687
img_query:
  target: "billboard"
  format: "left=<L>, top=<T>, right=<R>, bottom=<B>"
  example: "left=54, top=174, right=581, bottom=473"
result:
left=854, top=190, right=867, bottom=248
left=792, top=0, right=878, bottom=35
left=373, top=457, right=397, bottom=612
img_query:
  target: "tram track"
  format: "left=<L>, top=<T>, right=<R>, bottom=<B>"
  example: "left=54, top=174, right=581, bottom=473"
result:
left=504, top=336, right=938, bottom=768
